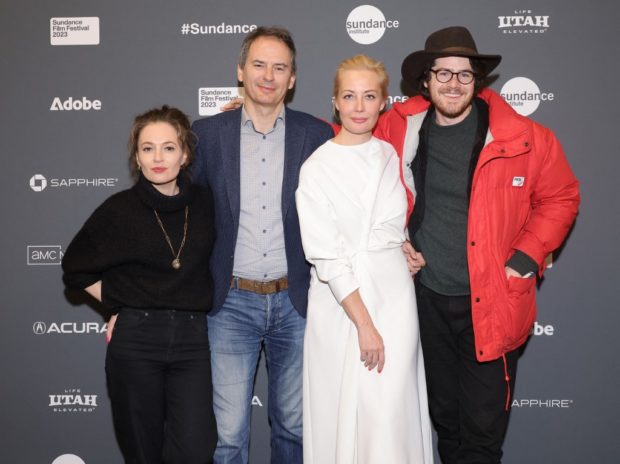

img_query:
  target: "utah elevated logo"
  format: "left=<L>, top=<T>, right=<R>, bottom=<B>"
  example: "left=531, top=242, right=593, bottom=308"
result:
left=498, top=10, right=550, bottom=34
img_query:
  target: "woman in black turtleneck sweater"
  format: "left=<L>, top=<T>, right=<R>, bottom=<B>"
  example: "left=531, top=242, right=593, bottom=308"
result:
left=62, top=106, right=217, bottom=464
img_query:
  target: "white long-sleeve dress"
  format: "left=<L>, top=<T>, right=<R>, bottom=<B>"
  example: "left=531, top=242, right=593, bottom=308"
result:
left=296, top=137, right=433, bottom=464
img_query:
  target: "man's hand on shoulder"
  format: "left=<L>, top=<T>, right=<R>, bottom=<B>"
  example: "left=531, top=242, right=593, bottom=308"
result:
left=220, top=97, right=244, bottom=112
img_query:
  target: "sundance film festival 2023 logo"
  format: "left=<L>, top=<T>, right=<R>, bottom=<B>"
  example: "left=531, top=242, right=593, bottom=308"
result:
left=498, top=10, right=549, bottom=34
left=50, top=17, right=99, bottom=45
left=49, top=388, right=98, bottom=413
left=346, top=5, right=399, bottom=44
left=198, top=87, right=243, bottom=116
left=29, top=174, right=118, bottom=192
left=500, top=77, right=554, bottom=116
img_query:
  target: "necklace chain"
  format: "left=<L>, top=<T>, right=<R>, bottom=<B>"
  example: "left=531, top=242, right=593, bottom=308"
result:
left=153, top=206, right=188, bottom=270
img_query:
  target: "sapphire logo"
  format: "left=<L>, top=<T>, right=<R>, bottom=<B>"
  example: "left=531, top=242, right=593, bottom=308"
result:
left=30, top=174, right=47, bottom=191
left=346, top=5, right=399, bottom=44
left=29, top=173, right=118, bottom=191
left=512, top=399, right=573, bottom=408
left=500, top=77, right=554, bottom=116
left=498, top=10, right=550, bottom=35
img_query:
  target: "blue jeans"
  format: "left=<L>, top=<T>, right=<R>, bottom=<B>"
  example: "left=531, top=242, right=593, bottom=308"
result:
left=208, top=288, right=305, bottom=464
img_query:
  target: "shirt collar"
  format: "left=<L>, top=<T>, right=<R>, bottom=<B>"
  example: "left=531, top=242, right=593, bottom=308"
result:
left=241, top=106, right=286, bottom=133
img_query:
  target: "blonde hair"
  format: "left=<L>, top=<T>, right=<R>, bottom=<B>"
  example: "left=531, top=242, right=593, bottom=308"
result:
left=332, top=54, right=389, bottom=99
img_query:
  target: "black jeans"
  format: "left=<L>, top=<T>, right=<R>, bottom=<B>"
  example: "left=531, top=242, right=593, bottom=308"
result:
left=106, top=308, right=217, bottom=464
left=417, top=284, right=518, bottom=464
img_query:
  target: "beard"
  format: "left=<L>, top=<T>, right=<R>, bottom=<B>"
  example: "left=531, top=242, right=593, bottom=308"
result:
left=431, top=88, right=475, bottom=123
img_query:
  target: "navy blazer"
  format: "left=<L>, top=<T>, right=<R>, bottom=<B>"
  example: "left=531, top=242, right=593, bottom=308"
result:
left=191, top=107, right=334, bottom=316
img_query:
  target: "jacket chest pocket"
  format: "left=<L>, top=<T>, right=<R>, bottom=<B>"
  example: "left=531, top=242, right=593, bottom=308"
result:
left=471, top=155, right=533, bottom=244
left=476, top=153, right=532, bottom=190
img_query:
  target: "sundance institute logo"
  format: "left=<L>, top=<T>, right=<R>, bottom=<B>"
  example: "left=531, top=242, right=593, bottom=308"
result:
left=500, top=77, right=554, bottom=116
left=51, top=455, right=86, bottom=464
left=346, top=5, right=399, bottom=44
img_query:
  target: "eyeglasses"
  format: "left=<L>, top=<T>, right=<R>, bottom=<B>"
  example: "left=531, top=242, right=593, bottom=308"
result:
left=430, top=69, right=476, bottom=85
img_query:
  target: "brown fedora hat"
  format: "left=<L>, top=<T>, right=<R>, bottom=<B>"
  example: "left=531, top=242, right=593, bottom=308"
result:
left=401, top=26, right=501, bottom=88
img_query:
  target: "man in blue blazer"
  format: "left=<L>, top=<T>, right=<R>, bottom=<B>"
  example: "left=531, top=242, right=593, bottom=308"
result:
left=191, top=26, right=333, bottom=464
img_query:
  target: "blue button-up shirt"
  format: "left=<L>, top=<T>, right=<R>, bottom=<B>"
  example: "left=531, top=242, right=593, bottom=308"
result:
left=233, top=107, right=287, bottom=280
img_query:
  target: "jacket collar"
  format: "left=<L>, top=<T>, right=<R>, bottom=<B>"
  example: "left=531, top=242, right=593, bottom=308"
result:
left=394, top=88, right=529, bottom=145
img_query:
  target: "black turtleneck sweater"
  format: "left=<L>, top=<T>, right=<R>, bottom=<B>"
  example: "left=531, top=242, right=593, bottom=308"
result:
left=62, top=173, right=215, bottom=312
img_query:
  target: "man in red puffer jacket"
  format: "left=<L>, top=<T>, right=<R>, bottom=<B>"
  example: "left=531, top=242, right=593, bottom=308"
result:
left=374, top=26, right=580, bottom=463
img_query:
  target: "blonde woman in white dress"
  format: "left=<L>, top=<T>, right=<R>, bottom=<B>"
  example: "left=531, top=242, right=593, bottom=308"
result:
left=296, top=55, right=433, bottom=464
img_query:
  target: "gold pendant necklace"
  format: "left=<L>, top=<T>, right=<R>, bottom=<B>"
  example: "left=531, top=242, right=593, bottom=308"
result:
left=153, top=206, right=188, bottom=270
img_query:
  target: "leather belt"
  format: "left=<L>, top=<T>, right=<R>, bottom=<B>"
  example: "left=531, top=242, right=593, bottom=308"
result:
left=231, top=276, right=288, bottom=295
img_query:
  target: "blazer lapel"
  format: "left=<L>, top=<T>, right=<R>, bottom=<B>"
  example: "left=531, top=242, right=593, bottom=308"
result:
left=282, top=109, right=306, bottom=218
left=220, top=110, right=242, bottom=226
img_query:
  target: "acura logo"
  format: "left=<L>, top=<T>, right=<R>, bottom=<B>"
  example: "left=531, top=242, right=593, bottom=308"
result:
left=33, top=321, right=47, bottom=334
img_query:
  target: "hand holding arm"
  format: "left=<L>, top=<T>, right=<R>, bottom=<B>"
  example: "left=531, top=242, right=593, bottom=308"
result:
left=402, top=241, right=426, bottom=276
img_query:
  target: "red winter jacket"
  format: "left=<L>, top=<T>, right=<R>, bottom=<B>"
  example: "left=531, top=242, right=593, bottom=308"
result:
left=375, top=88, right=580, bottom=362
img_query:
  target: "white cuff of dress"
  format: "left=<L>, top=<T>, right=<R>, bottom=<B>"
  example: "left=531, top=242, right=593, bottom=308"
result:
left=328, top=272, right=359, bottom=304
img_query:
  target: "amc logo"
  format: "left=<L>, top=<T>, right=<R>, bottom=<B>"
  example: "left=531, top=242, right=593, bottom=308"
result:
left=27, top=245, right=63, bottom=265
